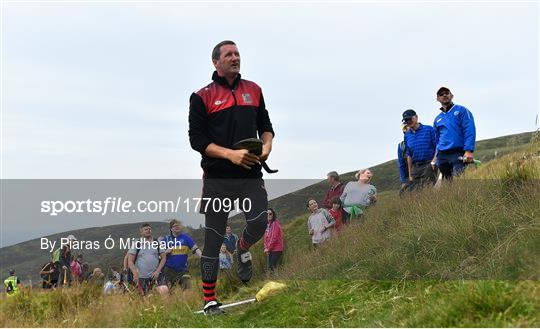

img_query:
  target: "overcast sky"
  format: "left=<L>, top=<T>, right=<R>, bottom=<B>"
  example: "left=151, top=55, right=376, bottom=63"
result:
left=0, top=1, right=539, bottom=246
left=2, top=1, right=539, bottom=180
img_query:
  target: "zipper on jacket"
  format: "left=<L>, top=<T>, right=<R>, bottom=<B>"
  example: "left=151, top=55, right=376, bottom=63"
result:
left=231, top=88, right=238, bottom=106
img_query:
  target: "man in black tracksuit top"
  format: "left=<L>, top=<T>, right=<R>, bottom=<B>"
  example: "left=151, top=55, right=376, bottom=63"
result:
left=188, top=40, right=275, bottom=315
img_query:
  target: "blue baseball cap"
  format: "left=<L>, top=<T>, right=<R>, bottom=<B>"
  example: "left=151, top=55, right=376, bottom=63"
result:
left=402, top=109, right=417, bottom=122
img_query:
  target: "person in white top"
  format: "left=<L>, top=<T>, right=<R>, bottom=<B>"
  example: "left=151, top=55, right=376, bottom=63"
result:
left=340, top=168, right=377, bottom=221
left=306, top=199, right=336, bottom=247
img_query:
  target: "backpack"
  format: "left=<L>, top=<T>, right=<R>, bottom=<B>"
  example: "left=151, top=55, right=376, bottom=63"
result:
left=6, top=281, right=14, bottom=294
left=52, top=248, right=61, bottom=263
left=125, top=241, right=161, bottom=284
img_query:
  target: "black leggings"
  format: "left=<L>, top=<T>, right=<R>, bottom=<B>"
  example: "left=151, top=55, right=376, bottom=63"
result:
left=200, top=178, right=268, bottom=282
left=267, top=251, right=282, bottom=271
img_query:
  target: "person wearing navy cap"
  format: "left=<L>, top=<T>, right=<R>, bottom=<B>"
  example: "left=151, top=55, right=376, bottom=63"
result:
left=433, top=87, right=476, bottom=180
left=402, top=109, right=438, bottom=190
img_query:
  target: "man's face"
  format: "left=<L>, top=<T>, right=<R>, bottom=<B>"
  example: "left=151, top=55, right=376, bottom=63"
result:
left=171, top=223, right=181, bottom=236
left=437, top=91, right=453, bottom=105
left=405, top=115, right=418, bottom=128
left=140, top=226, right=152, bottom=238
left=226, top=226, right=232, bottom=235
left=213, top=44, right=240, bottom=77
left=327, top=175, right=335, bottom=186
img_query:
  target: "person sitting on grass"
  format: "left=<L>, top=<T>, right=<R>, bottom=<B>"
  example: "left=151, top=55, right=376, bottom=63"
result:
left=40, top=262, right=58, bottom=290
left=340, top=168, right=377, bottom=222
left=306, top=199, right=336, bottom=248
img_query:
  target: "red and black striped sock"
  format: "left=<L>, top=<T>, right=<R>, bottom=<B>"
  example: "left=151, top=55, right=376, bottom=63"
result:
left=202, top=280, right=217, bottom=303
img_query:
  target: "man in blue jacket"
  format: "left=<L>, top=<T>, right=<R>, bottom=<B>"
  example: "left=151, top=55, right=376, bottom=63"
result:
left=397, top=124, right=410, bottom=196
left=433, top=87, right=476, bottom=179
left=403, top=109, right=438, bottom=190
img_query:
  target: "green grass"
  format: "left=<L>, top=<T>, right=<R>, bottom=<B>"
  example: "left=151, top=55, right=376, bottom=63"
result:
left=1, top=132, right=538, bottom=327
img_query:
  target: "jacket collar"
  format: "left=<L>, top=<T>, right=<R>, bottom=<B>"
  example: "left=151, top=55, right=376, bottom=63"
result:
left=439, top=103, right=455, bottom=113
left=212, top=71, right=241, bottom=89
left=331, top=182, right=342, bottom=190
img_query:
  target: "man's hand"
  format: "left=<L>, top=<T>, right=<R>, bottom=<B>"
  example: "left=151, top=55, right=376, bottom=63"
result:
left=228, top=149, right=260, bottom=169
left=463, top=151, right=474, bottom=163
left=62, top=266, right=67, bottom=270
left=133, top=271, right=139, bottom=283
left=408, top=175, right=413, bottom=182
left=151, top=270, right=161, bottom=281
left=260, top=143, right=272, bottom=162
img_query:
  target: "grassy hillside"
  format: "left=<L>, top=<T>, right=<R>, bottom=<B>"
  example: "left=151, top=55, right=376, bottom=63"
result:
left=0, top=131, right=538, bottom=327
left=0, top=131, right=535, bottom=285
left=257, top=131, right=536, bottom=223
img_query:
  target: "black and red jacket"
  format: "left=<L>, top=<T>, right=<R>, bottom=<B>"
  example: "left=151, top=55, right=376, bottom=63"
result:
left=189, top=71, right=274, bottom=178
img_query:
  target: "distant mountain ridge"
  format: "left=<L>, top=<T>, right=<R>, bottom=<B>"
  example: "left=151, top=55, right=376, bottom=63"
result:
left=0, top=131, right=535, bottom=282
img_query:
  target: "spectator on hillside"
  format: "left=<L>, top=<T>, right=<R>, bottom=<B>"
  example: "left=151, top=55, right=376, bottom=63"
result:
left=127, top=223, right=168, bottom=296
left=219, top=244, right=233, bottom=270
left=433, top=87, right=476, bottom=180
left=264, top=208, right=284, bottom=274
left=160, top=219, right=201, bottom=291
left=57, top=235, right=76, bottom=287
left=397, top=124, right=411, bottom=196
left=403, top=109, right=438, bottom=190
left=70, top=254, right=83, bottom=287
left=328, top=198, right=344, bottom=233
left=88, top=267, right=105, bottom=285
left=322, top=171, right=345, bottom=210
left=340, top=169, right=377, bottom=221
left=80, top=262, right=90, bottom=283
left=223, top=225, right=238, bottom=254
left=110, top=267, right=121, bottom=282
left=306, top=199, right=335, bottom=248
left=4, top=269, right=23, bottom=297
left=40, top=262, right=58, bottom=289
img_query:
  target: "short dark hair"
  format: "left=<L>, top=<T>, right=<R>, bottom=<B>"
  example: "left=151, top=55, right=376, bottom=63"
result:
left=306, top=199, right=316, bottom=208
left=327, top=171, right=340, bottom=181
left=212, top=40, right=236, bottom=61
left=331, top=197, right=342, bottom=207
